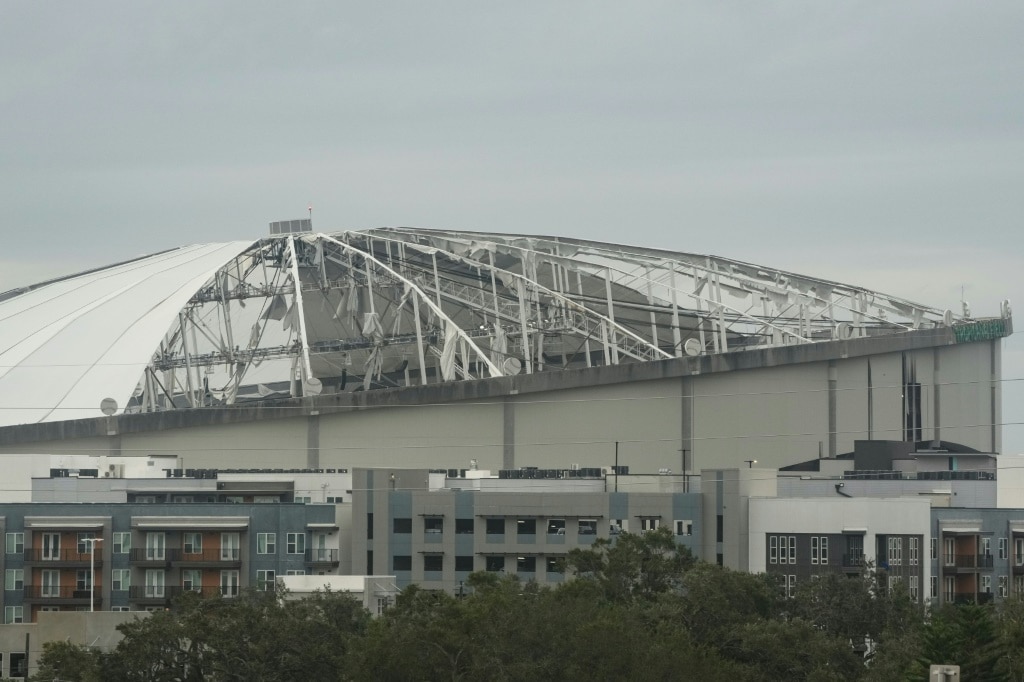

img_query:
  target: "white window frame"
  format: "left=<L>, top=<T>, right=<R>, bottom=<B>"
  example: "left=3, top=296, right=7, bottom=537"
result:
left=184, top=533, right=203, bottom=555
left=1015, top=538, right=1024, bottom=566
left=111, top=569, right=130, bottom=592
left=4, top=606, right=23, bottom=624
left=982, top=574, right=992, bottom=594
left=5, top=532, right=24, bottom=555
left=909, top=575, right=919, bottom=600
left=257, top=533, right=276, bottom=554
left=639, top=518, right=660, bottom=532
left=256, top=569, right=276, bottom=591
left=41, top=569, right=60, bottom=597
left=788, top=536, right=797, bottom=564
left=674, top=520, right=692, bottom=536
left=820, top=537, right=828, bottom=565
left=769, top=535, right=778, bottom=564
left=1000, top=575, right=1009, bottom=598
left=220, top=533, right=240, bottom=561
left=811, top=536, right=819, bottom=565
left=145, top=532, right=166, bottom=561
left=4, top=569, right=23, bottom=591
left=77, top=532, right=96, bottom=555
left=182, top=569, right=202, bottom=592
left=113, top=532, right=131, bottom=554
left=286, top=532, right=306, bottom=555
left=145, top=569, right=165, bottom=598
left=42, top=532, right=61, bottom=561
left=909, top=537, right=919, bottom=566
left=1000, top=538, right=1008, bottom=560
left=220, top=570, right=240, bottom=598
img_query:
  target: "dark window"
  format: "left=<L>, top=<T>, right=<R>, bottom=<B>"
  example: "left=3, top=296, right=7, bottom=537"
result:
left=485, top=555, right=505, bottom=572
left=455, top=518, right=474, bottom=534
left=423, top=555, right=443, bottom=572
left=517, top=556, right=536, bottom=572
left=424, top=517, right=444, bottom=534
left=10, top=652, right=26, bottom=678
left=393, top=518, right=412, bottom=534
left=393, top=555, right=412, bottom=571
left=366, top=551, right=373, bottom=573
left=486, top=518, right=505, bottom=535
left=578, top=519, right=597, bottom=535
left=367, top=513, right=373, bottom=540
left=546, top=556, right=564, bottom=573
left=455, top=555, right=474, bottom=572
left=716, top=553, right=723, bottom=566
left=517, top=519, right=536, bottom=535
left=716, top=515, right=723, bottom=543
left=547, top=519, right=566, bottom=535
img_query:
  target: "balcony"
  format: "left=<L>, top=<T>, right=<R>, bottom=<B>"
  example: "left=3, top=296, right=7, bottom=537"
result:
left=951, top=591, right=995, bottom=605
left=943, top=554, right=994, bottom=573
left=168, top=549, right=242, bottom=568
left=305, top=548, right=340, bottom=567
left=24, top=549, right=101, bottom=568
left=841, top=553, right=865, bottom=571
left=128, top=585, right=227, bottom=604
left=24, top=586, right=102, bottom=605
left=129, top=549, right=171, bottom=567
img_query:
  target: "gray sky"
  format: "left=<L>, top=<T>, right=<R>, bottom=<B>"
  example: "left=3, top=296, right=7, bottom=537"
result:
left=1, top=2, right=1021, bottom=452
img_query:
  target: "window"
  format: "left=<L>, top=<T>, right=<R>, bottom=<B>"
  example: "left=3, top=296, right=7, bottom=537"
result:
left=517, top=519, right=536, bottom=536
left=112, top=569, right=130, bottom=592
left=546, top=556, right=564, bottom=574
left=10, top=652, right=26, bottom=679
left=425, top=517, right=444, bottom=534
left=113, top=532, right=131, bottom=554
left=1000, top=575, right=1009, bottom=598
left=4, top=606, right=23, bottom=624
left=486, top=519, right=505, bottom=535
left=784, top=575, right=796, bottom=598
left=286, top=533, right=305, bottom=555
left=145, top=569, right=165, bottom=598
left=982, top=575, right=992, bottom=594
left=811, top=537, right=829, bottom=565
left=1000, top=538, right=1008, bottom=560
left=295, top=496, right=311, bottom=504
left=423, top=555, right=443, bottom=572
left=393, top=555, right=412, bottom=571
left=257, top=533, right=276, bottom=554
left=944, top=576, right=955, bottom=602
left=909, top=575, right=919, bottom=601
left=220, top=570, right=239, bottom=597
left=5, top=569, right=23, bottom=591
left=41, top=569, right=59, bottom=597
left=112, top=606, right=131, bottom=612
left=931, top=576, right=938, bottom=600
left=611, top=519, right=628, bottom=534
left=42, top=533, right=61, bottom=560
left=256, top=569, right=276, bottom=591
left=639, top=518, right=660, bottom=532
left=485, top=556, right=505, bottom=572
left=769, top=536, right=778, bottom=564
left=455, top=555, right=474, bottom=572
left=931, top=538, right=937, bottom=560
left=982, top=537, right=992, bottom=559
left=221, top=533, right=240, bottom=561
left=285, top=570, right=307, bottom=576
left=455, top=518, right=474, bottom=534
left=184, top=533, right=202, bottom=554
left=5, top=532, right=24, bottom=555
left=172, top=495, right=193, bottom=503
left=517, top=556, right=536, bottom=572
left=578, top=519, right=598, bottom=536
left=674, top=520, right=693, bottom=536
left=76, top=532, right=96, bottom=555
left=393, top=518, right=412, bottom=534
left=367, top=513, right=374, bottom=540
left=145, top=532, right=165, bottom=560
left=182, top=569, right=202, bottom=591
left=1016, top=538, right=1024, bottom=566
left=811, top=537, right=819, bottom=565
left=225, top=495, right=244, bottom=504
left=547, top=519, right=565, bottom=535
left=945, top=537, right=957, bottom=566
left=820, top=537, right=829, bottom=565
left=76, top=569, right=92, bottom=591
left=888, top=537, right=902, bottom=567
left=787, top=536, right=796, bottom=564
left=376, top=597, right=390, bottom=615
left=910, top=537, right=919, bottom=566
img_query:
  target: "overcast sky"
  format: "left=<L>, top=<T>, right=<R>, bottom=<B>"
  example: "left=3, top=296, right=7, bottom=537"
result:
left=1, top=2, right=1021, bottom=451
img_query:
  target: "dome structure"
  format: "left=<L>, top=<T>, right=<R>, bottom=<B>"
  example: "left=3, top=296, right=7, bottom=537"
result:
left=0, top=226, right=965, bottom=427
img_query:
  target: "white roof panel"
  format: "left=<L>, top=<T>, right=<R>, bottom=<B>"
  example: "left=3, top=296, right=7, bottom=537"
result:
left=0, top=241, right=253, bottom=426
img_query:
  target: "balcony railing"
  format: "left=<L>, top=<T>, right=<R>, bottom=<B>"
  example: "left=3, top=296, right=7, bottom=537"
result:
left=168, top=548, right=242, bottom=564
left=129, top=549, right=170, bottom=565
left=944, top=554, right=994, bottom=570
left=24, top=549, right=101, bottom=565
left=129, top=585, right=236, bottom=601
left=24, top=586, right=102, bottom=600
left=305, top=548, right=340, bottom=565
left=842, top=553, right=865, bottom=568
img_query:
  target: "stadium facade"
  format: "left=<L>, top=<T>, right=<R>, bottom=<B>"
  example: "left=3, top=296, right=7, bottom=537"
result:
left=0, top=226, right=1013, bottom=473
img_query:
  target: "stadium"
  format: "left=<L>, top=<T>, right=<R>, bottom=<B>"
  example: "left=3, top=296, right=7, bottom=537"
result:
left=0, top=224, right=1012, bottom=473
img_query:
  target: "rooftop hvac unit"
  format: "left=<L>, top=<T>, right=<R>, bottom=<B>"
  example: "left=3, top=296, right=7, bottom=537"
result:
left=269, top=219, right=312, bottom=235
